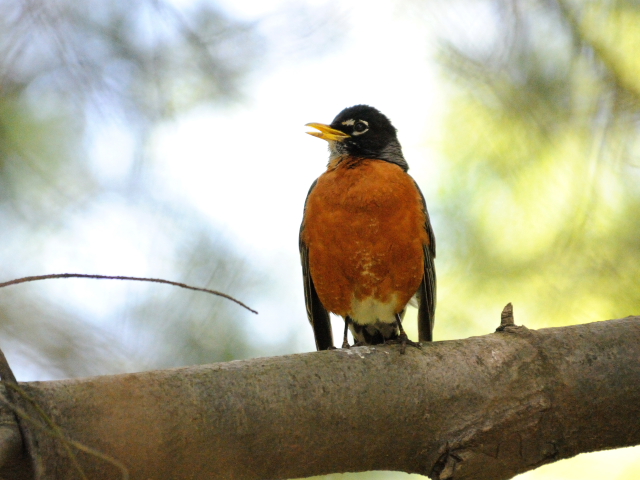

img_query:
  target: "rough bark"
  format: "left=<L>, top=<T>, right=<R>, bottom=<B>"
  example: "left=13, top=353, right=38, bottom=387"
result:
left=0, top=316, right=638, bottom=480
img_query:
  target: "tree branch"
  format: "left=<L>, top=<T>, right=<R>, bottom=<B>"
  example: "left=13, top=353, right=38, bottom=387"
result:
left=0, top=274, right=257, bottom=314
left=0, top=316, right=638, bottom=479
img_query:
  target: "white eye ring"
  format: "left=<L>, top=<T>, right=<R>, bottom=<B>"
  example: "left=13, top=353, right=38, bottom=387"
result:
left=352, top=120, right=369, bottom=136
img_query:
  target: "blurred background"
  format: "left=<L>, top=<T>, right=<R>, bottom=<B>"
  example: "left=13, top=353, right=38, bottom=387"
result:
left=1, top=0, right=639, bottom=479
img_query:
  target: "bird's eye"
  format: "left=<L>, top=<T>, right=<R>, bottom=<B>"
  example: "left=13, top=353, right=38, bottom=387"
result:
left=353, top=121, right=368, bottom=134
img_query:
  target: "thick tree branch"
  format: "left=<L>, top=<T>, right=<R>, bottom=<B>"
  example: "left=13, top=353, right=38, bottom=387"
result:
left=0, top=317, right=638, bottom=480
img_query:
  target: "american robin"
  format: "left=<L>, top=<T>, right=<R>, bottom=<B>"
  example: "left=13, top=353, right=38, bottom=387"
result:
left=300, top=105, right=436, bottom=353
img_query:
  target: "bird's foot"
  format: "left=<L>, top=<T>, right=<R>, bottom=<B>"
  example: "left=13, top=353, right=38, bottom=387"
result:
left=341, top=340, right=351, bottom=349
left=387, top=334, right=421, bottom=354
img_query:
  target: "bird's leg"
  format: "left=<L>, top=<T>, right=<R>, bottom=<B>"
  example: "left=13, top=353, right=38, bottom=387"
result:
left=395, top=313, right=421, bottom=354
left=342, top=317, right=352, bottom=348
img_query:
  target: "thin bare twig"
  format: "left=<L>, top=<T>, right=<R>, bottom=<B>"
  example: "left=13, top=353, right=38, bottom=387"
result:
left=0, top=274, right=257, bottom=314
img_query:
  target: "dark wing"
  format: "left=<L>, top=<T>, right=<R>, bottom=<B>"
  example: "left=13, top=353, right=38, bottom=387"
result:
left=413, top=180, right=436, bottom=342
left=299, top=180, right=334, bottom=350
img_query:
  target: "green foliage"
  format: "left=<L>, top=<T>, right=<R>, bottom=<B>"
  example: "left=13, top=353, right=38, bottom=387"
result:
left=435, top=1, right=640, bottom=339
left=0, top=91, right=88, bottom=212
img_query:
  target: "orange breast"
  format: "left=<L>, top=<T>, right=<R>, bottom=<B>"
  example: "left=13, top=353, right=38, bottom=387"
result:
left=301, top=158, right=428, bottom=319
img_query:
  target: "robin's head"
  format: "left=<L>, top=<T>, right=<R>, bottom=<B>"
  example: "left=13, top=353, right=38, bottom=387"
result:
left=306, top=105, right=408, bottom=171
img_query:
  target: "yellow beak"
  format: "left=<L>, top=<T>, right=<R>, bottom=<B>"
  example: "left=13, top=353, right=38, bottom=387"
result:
left=305, top=123, right=350, bottom=142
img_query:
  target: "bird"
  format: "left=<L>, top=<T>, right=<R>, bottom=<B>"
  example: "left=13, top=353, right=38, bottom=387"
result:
left=299, top=105, right=436, bottom=353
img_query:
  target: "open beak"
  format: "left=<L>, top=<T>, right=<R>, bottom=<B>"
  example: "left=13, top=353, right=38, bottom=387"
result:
left=305, top=123, right=350, bottom=142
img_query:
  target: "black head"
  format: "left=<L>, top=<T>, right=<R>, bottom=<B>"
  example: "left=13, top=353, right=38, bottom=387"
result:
left=306, top=105, right=408, bottom=171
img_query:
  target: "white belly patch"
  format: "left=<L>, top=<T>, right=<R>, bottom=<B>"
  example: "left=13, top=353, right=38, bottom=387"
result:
left=350, top=295, right=399, bottom=325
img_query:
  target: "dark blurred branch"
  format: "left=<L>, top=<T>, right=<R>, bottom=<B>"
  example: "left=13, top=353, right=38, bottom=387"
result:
left=0, top=274, right=257, bottom=314
left=0, top=316, right=638, bottom=479
left=0, top=381, right=129, bottom=480
left=0, top=348, right=39, bottom=479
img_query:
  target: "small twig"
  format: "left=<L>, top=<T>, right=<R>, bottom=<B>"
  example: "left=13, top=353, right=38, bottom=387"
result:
left=0, top=349, right=18, bottom=385
left=0, top=274, right=257, bottom=314
left=496, top=302, right=515, bottom=332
